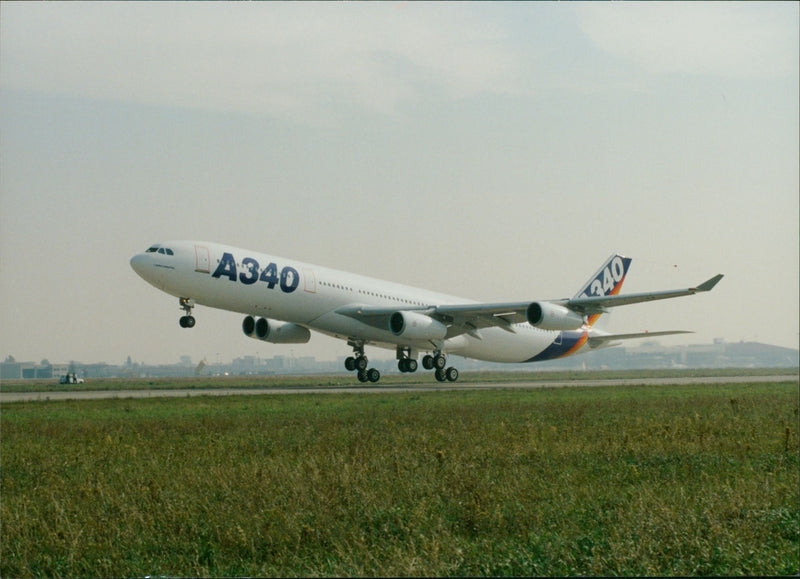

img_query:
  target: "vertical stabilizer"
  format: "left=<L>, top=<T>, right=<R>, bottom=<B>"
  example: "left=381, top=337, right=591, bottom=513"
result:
left=574, top=254, right=632, bottom=326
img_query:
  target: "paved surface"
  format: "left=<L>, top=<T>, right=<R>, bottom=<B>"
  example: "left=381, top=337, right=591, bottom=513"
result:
left=1, top=375, right=796, bottom=403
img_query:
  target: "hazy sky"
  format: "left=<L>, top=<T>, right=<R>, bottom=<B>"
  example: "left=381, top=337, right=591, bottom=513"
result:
left=1, top=2, right=798, bottom=366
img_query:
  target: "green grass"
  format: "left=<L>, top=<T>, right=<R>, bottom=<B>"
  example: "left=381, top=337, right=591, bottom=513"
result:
left=2, top=381, right=798, bottom=576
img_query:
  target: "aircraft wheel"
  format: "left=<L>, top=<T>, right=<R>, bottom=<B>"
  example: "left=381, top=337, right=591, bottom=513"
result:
left=422, top=355, right=434, bottom=370
left=367, top=368, right=381, bottom=383
left=435, top=368, right=447, bottom=382
left=433, top=354, right=446, bottom=370
left=180, top=315, right=196, bottom=328
left=357, top=369, right=369, bottom=383
left=445, top=367, right=459, bottom=382
left=398, top=359, right=417, bottom=373
left=345, top=356, right=357, bottom=371
left=355, top=356, right=368, bottom=371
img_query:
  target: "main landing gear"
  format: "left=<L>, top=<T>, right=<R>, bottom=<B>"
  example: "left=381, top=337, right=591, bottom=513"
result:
left=344, top=341, right=381, bottom=383
left=422, top=351, right=459, bottom=382
left=178, top=297, right=196, bottom=328
left=343, top=344, right=459, bottom=384
left=397, top=347, right=418, bottom=373
left=422, top=350, right=458, bottom=382
left=398, top=347, right=457, bottom=381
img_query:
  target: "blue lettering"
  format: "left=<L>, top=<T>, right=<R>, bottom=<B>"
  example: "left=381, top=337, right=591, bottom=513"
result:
left=239, top=257, right=259, bottom=285
left=280, top=266, right=299, bottom=293
left=260, top=262, right=279, bottom=289
left=211, top=253, right=300, bottom=295
left=211, top=252, right=237, bottom=281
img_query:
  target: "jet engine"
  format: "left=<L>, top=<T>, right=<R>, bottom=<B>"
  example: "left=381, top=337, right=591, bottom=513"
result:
left=526, top=302, right=585, bottom=331
left=389, top=311, right=447, bottom=340
left=242, top=315, right=311, bottom=344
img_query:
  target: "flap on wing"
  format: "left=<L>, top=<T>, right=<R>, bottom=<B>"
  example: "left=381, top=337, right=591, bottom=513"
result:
left=434, top=302, right=530, bottom=326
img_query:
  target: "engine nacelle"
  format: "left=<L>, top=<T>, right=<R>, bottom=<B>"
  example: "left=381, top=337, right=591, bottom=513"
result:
left=389, top=311, right=447, bottom=340
left=242, top=315, right=257, bottom=336
left=526, top=302, right=585, bottom=331
left=242, top=316, right=311, bottom=344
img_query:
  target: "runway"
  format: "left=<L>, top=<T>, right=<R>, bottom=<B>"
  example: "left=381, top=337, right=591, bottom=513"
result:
left=1, top=374, right=796, bottom=403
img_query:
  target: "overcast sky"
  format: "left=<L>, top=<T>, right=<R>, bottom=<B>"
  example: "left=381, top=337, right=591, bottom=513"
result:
left=1, top=2, right=798, bottom=366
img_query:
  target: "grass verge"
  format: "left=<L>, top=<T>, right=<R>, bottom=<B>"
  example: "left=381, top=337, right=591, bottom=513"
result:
left=2, top=381, right=798, bottom=576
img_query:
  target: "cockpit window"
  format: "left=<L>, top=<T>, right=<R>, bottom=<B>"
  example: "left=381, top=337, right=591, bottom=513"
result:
left=146, top=244, right=173, bottom=255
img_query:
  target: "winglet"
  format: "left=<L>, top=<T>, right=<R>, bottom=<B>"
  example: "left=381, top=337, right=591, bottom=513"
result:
left=694, top=274, right=724, bottom=293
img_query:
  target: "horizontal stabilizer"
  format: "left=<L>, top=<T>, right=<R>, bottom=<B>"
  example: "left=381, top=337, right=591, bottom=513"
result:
left=588, top=330, right=693, bottom=347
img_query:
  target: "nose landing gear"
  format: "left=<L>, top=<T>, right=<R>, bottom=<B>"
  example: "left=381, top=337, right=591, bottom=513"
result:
left=178, top=298, right=196, bottom=328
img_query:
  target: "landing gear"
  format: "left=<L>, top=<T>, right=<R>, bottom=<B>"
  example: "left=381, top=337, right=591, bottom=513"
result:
left=428, top=351, right=459, bottom=382
left=397, top=347, right=418, bottom=373
left=398, top=358, right=418, bottom=372
left=342, top=343, right=458, bottom=383
left=434, top=366, right=459, bottom=382
left=422, top=353, right=446, bottom=370
left=178, top=298, right=196, bottom=328
left=446, top=366, right=459, bottom=382
left=345, top=341, right=381, bottom=383
left=345, top=356, right=368, bottom=371
left=356, top=368, right=381, bottom=383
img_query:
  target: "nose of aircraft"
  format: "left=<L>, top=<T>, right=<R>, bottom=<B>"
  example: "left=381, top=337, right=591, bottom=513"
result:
left=130, top=253, right=148, bottom=278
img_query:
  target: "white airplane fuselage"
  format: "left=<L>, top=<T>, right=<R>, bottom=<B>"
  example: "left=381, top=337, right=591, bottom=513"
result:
left=131, top=240, right=722, bottom=382
left=130, top=240, right=586, bottom=365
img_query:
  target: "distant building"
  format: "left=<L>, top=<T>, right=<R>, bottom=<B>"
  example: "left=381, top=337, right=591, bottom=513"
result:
left=0, top=340, right=797, bottom=380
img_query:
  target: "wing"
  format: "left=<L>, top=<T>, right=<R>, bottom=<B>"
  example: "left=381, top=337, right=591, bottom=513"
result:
left=335, top=302, right=530, bottom=337
left=561, top=274, right=724, bottom=316
left=335, top=273, right=723, bottom=339
left=437, top=272, right=721, bottom=334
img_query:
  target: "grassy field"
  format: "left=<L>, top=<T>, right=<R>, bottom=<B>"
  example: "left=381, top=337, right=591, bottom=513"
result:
left=2, top=379, right=798, bottom=576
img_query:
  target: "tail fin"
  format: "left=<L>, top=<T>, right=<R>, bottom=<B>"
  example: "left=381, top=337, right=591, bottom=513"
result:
left=574, top=254, right=632, bottom=327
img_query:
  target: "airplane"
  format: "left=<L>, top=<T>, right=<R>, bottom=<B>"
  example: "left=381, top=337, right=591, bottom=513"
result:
left=130, top=241, right=723, bottom=383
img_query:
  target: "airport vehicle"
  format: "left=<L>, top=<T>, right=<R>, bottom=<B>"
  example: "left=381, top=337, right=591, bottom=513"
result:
left=59, top=373, right=84, bottom=384
left=130, top=241, right=722, bottom=383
